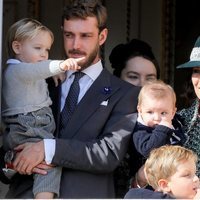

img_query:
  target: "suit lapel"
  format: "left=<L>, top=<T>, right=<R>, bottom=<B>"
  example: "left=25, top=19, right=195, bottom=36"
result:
left=61, top=69, right=120, bottom=138
left=48, top=78, right=61, bottom=137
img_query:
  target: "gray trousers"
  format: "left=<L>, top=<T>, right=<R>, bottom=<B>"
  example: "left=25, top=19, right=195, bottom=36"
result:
left=3, top=107, right=61, bottom=197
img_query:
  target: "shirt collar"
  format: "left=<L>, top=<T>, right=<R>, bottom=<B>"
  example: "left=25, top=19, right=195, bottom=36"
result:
left=137, top=113, right=146, bottom=125
left=6, top=58, right=21, bottom=64
left=66, top=60, right=103, bottom=80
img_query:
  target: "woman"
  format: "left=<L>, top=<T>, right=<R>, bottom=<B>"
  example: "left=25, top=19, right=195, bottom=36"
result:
left=110, top=39, right=160, bottom=197
left=128, top=37, right=200, bottom=192
left=177, top=35, right=200, bottom=177
left=109, top=38, right=160, bottom=86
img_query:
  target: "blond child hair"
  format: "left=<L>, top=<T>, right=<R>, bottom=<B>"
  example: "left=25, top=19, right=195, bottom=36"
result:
left=137, top=80, right=176, bottom=108
left=6, top=18, right=54, bottom=58
left=145, top=145, right=197, bottom=190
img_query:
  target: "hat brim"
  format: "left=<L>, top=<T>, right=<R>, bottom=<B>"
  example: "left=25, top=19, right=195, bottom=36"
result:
left=177, top=61, right=200, bottom=69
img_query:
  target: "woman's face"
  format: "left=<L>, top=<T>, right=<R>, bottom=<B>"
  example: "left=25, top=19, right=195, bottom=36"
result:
left=120, top=56, right=157, bottom=87
left=192, top=67, right=200, bottom=99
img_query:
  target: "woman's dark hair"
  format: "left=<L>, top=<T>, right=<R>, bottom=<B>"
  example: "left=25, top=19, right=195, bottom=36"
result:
left=179, top=69, right=196, bottom=108
left=109, top=39, right=160, bottom=78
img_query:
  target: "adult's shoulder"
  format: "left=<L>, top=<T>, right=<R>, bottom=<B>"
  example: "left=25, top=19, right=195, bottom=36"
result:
left=103, top=68, right=141, bottom=91
left=124, top=188, right=174, bottom=199
left=177, top=99, right=198, bottom=116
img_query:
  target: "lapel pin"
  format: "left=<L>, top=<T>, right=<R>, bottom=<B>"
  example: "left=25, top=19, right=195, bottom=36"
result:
left=102, top=87, right=112, bottom=95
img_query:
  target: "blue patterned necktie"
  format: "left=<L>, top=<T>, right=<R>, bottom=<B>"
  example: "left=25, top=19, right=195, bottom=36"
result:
left=60, top=71, right=85, bottom=129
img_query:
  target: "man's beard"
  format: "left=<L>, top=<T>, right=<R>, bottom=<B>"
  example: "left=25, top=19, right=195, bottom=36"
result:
left=67, top=45, right=99, bottom=70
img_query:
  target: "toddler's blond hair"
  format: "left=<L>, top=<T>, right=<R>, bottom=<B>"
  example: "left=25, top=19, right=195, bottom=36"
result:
left=138, top=80, right=176, bottom=108
left=145, top=145, right=197, bottom=190
left=6, top=18, right=54, bottom=58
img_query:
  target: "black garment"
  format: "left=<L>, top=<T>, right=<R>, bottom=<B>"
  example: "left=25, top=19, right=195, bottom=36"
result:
left=133, top=114, right=186, bottom=158
left=130, top=113, right=186, bottom=176
left=124, top=188, right=174, bottom=199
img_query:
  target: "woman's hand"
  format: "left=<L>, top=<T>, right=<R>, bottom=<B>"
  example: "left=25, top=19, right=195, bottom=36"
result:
left=130, top=165, right=148, bottom=188
left=136, top=164, right=148, bottom=187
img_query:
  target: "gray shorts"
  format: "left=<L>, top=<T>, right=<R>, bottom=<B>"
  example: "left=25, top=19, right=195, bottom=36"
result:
left=3, top=106, right=55, bottom=150
left=3, top=106, right=61, bottom=196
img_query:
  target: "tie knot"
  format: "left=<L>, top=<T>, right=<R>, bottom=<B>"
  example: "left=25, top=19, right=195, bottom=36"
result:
left=73, top=71, right=85, bottom=81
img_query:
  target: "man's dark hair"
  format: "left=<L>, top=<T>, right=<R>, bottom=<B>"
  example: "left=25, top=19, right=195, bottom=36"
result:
left=62, top=0, right=107, bottom=32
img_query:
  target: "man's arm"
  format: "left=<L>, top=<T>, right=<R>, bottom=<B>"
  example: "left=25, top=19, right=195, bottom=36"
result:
left=52, top=114, right=137, bottom=173
left=13, top=113, right=137, bottom=174
left=50, top=85, right=139, bottom=173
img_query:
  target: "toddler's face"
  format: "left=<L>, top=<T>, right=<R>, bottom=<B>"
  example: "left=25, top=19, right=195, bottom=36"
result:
left=14, top=30, right=52, bottom=63
left=167, top=159, right=199, bottom=199
left=138, top=95, right=176, bottom=127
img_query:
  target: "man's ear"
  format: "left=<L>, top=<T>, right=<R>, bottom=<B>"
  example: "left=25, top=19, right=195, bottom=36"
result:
left=158, top=179, right=171, bottom=193
left=12, top=41, right=21, bottom=54
left=99, top=28, right=108, bottom=46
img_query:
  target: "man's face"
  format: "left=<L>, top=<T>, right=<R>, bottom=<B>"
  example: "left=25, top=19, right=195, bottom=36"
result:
left=62, top=17, right=107, bottom=69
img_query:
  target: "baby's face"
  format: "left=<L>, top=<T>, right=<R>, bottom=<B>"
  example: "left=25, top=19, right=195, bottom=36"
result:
left=138, top=95, right=176, bottom=127
left=167, top=159, right=199, bottom=199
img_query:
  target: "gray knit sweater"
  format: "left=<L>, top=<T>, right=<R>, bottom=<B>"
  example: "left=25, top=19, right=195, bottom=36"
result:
left=2, top=59, right=63, bottom=116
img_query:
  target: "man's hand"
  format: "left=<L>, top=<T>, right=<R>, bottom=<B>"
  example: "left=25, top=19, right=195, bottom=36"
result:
left=13, top=141, right=45, bottom=175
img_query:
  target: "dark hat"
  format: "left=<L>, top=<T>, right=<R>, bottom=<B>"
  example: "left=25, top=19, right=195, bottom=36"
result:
left=177, top=36, right=200, bottom=69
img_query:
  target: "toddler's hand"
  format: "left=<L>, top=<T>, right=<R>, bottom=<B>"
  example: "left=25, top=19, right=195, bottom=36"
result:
left=159, top=119, right=173, bottom=129
left=193, top=188, right=200, bottom=199
left=53, top=73, right=66, bottom=87
left=59, top=57, right=85, bottom=71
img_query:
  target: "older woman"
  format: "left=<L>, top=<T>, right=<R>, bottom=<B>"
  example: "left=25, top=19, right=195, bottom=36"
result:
left=177, top=36, right=200, bottom=177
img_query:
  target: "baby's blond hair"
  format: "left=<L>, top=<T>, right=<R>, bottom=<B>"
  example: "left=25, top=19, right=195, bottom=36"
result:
left=6, top=18, right=54, bottom=58
left=145, top=145, right=197, bottom=190
left=138, top=80, right=176, bottom=108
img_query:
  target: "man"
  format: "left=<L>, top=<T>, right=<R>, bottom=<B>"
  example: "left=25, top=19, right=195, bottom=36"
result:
left=6, top=0, right=140, bottom=198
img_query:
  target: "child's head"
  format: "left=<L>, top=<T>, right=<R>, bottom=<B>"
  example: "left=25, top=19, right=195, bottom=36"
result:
left=6, top=18, right=54, bottom=62
left=137, top=80, right=177, bottom=127
left=145, top=145, right=199, bottom=199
